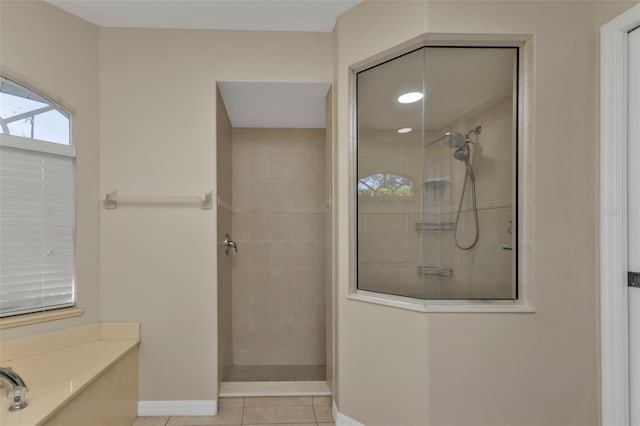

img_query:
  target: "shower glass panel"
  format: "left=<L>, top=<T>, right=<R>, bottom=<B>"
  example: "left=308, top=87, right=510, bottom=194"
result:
left=356, top=46, right=517, bottom=300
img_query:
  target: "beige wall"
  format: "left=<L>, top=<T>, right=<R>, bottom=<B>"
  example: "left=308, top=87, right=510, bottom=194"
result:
left=325, top=89, right=334, bottom=394
left=216, top=88, right=233, bottom=386
left=231, top=128, right=326, bottom=367
left=333, top=1, right=636, bottom=425
left=99, top=28, right=333, bottom=400
left=0, top=1, right=101, bottom=340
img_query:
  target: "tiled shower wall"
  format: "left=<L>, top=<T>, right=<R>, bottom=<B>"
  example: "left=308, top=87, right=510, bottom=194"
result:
left=231, top=128, right=326, bottom=366
left=424, top=96, right=515, bottom=298
left=357, top=128, right=424, bottom=298
left=358, top=96, right=514, bottom=299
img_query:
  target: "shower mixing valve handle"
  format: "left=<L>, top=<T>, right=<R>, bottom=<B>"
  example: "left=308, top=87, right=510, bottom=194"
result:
left=224, top=234, right=238, bottom=255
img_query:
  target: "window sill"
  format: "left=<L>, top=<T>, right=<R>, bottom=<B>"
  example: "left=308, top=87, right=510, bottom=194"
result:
left=348, top=290, right=535, bottom=313
left=0, top=307, right=84, bottom=330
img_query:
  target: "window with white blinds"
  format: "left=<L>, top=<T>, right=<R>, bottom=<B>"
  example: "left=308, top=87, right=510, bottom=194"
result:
left=0, top=76, right=75, bottom=318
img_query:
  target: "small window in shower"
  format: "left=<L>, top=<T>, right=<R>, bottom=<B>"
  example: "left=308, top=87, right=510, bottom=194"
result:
left=358, top=173, right=415, bottom=198
left=355, top=45, right=519, bottom=302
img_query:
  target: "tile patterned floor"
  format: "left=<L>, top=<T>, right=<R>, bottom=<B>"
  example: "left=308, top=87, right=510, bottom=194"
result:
left=228, top=365, right=326, bottom=382
left=133, top=396, right=335, bottom=426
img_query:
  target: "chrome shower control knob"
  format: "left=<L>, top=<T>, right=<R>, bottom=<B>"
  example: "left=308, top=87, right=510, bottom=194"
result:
left=224, top=234, right=238, bottom=255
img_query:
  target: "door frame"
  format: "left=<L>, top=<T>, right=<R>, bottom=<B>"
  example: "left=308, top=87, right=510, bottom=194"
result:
left=601, top=4, right=640, bottom=425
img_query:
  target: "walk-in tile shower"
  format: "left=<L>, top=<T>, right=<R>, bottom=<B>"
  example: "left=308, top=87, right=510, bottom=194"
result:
left=216, top=82, right=331, bottom=385
left=229, top=128, right=326, bottom=381
left=356, top=46, right=518, bottom=300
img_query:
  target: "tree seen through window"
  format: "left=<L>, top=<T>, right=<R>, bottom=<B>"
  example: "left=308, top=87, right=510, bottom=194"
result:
left=358, top=173, right=414, bottom=197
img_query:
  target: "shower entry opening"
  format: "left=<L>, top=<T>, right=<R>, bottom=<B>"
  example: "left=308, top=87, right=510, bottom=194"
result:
left=215, top=81, right=334, bottom=394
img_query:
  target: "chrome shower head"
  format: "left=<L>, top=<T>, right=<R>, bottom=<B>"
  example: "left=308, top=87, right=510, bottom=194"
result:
left=441, top=132, right=467, bottom=149
left=429, top=126, right=480, bottom=162
left=440, top=131, right=470, bottom=161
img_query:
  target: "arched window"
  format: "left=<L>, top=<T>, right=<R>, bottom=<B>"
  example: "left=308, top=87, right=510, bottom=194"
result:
left=0, top=76, right=75, bottom=317
left=0, top=76, right=70, bottom=145
left=358, top=173, right=415, bottom=197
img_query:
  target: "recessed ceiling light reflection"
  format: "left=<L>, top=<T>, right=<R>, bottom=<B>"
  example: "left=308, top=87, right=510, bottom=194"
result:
left=397, top=92, right=423, bottom=104
left=397, top=128, right=413, bottom=134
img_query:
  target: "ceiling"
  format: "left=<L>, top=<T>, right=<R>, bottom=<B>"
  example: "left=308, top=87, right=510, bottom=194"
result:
left=46, top=3, right=513, bottom=131
left=218, top=82, right=330, bottom=128
left=48, top=0, right=360, bottom=32
left=357, top=47, right=516, bottom=131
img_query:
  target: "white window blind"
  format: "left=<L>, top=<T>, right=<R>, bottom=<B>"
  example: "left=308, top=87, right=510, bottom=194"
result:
left=0, top=137, right=75, bottom=317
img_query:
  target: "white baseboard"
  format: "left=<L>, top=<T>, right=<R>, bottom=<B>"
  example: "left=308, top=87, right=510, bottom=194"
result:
left=138, top=400, right=217, bottom=416
left=333, top=400, right=365, bottom=426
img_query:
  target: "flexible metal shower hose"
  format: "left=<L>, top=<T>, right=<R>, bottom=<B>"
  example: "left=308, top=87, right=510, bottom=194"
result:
left=454, top=157, right=479, bottom=250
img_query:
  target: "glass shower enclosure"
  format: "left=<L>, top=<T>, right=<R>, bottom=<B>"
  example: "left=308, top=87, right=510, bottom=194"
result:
left=356, top=46, right=518, bottom=301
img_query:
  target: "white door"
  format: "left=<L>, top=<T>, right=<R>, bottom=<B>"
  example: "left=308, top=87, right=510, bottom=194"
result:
left=629, top=25, right=640, bottom=426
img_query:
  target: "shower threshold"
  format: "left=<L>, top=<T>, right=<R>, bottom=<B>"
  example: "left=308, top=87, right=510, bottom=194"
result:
left=219, top=381, right=330, bottom=397
left=229, top=364, right=325, bottom=382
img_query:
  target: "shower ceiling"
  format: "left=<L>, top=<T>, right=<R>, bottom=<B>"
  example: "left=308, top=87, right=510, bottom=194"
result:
left=357, top=48, right=515, bottom=131
left=218, top=81, right=331, bottom=128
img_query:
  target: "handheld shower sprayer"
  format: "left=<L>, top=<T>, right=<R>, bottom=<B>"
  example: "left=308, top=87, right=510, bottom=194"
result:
left=453, top=144, right=470, bottom=162
left=433, top=125, right=482, bottom=250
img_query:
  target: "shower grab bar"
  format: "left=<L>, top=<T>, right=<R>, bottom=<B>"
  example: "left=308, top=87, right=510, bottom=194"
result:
left=103, top=190, right=213, bottom=209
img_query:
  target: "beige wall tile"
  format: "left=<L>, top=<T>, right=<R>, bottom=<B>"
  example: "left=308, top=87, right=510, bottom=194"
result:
left=233, top=178, right=251, bottom=210
left=233, top=151, right=251, bottom=181
left=271, top=179, right=299, bottom=209
left=271, top=152, right=313, bottom=180
left=250, top=152, right=272, bottom=179
left=269, top=214, right=295, bottom=240
left=231, top=129, right=326, bottom=368
left=250, top=179, right=273, bottom=211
